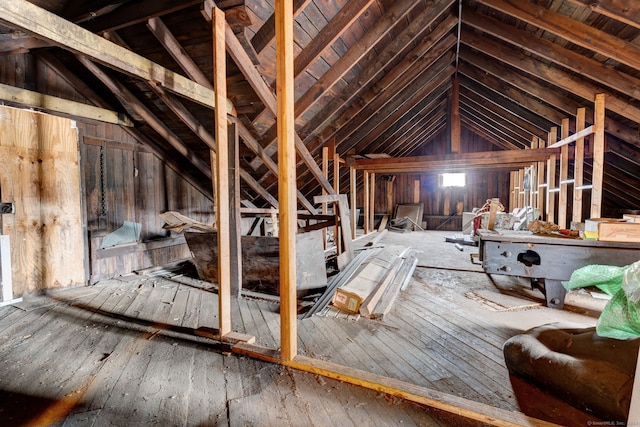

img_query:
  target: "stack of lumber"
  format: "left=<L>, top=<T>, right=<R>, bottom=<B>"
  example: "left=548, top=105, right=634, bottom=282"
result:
left=332, top=244, right=417, bottom=319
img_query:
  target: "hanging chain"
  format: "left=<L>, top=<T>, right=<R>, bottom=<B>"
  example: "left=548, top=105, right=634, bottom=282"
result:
left=99, top=144, right=107, bottom=217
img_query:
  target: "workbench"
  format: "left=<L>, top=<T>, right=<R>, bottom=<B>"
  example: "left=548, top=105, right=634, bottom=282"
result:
left=477, top=230, right=640, bottom=309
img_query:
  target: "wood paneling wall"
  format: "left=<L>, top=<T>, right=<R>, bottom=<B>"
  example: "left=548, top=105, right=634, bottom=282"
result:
left=78, top=122, right=215, bottom=283
left=0, top=53, right=216, bottom=284
left=0, top=105, right=85, bottom=295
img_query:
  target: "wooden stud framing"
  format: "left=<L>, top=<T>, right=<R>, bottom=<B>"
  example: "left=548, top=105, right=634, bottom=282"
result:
left=322, top=146, right=329, bottom=248
left=228, top=122, right=242, bottom=298
left=558, top=118, right=570, bottom=229
left=0, top=0, right=234, bottom=113
left=591, top=93, right=605, bottom=219
left=276, top=0, right=297, bottom=361
left=530, top=136, right=538, bottom=209
left=546, top=127, right=557, bottom=223
left=536, top=137, right=546, bottom=219
left=509, top=171, right=516, bottom=211
left=413, top=179, right=420, bottom=204
left=213, top=6, right=231, bottom=337
left=363, top=171, right=370, bottom=234
left=369, top=173, right=376, bottom=232
left=572, top=108, right=586, bottom=224
left=350, top=167, right=357, bottom=239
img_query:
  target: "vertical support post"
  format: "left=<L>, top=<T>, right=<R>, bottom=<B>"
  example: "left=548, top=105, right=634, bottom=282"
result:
left=573, top=107, right=586, bottom=224
left=369, top=173, right=375, bottom=232
left=546, top=127, right=557, bottom=224
left=350, top=167, right=357, bottom=239
left=228, top=122, right=242, bottom=297
left=386, top=177, right=395, bottom=215
left=517, top=169, right=525, bottom=209
left=509, top=171, right=516, bottom=211
left=591, top=94, right=605, bottom=219
left=276, top=0, right=297, bottom=361
left=322, top=146, right=329, bottom=248
left=363, top=171, right=370, bottom=234
left=330, top=138, right=340, bottom=194
left=530, top=136, right=538, bottom=209
left=536, top=137, right=546, bottom=220
left=413, top=179, right=420, bottom=204
left=213, top=6, right=231, bottom=336
left=558, top=118, right=569, bottom=229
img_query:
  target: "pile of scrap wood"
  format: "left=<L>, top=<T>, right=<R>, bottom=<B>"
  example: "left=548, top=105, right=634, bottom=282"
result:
left=303, top=244, right=417, bottom=320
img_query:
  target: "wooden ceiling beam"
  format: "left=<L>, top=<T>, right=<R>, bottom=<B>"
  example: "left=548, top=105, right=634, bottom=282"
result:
left=330, top=47, right=455, bottom=152
left=347, top=65, right=456, bottom=155
left=353, top=148, right=559, bottom=173
left=77, top=55, right=214, bottom=181
left=462, top=118, right=512, bottom=151
left=565, top=0, right=640, bottom=30
left=321, top=33, right=457, bottom=149
left=0, top=82, right=133, bottom=126
left=250, top=0, right=311, bottom=55
left=463, top=29, right=640, bottom=124
left=82, top=0, right=202, bottom=33
left=0, top=0, right=234, bottom=114
left=459, top=86, right=546, bottom=140
left=402, top=124, right=448, bottom=157
left=294, top=0, right=375, bottom=78
left=146, top=16, right=213, bottom=89
left=459, top=103, right=526, bottom=150
left=458, top=50, right=640, bottom=146
left=395, top=112, right=448, bottom=157
left=459, top=104, right=523, bottom=150
left=372, top=97, right=448, bottom=155
left=475, top=0, right=640, bottom=71
left=298, top=7, right=457, bottom=145
left=459, top=96, right=533, bottom=148
left=360, top=93, right=448, bottom=156
left=458, top=61, right=565, bottom=125
left=141, top=17, right=287, bottom=209
left=223, top=19, right=335, bottom=197
left=464, top=9, right=640, bottom=105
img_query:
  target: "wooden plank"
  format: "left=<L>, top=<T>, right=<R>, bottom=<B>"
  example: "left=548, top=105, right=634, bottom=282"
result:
left=350, top=167, right=357, bottom=239
left=293, top=0, right=375, bottom=77
left=0, top=83, right=132, bottom=126
left=558, top=118, right=569, bottom=229
left=213, top=6, right=231, bottom=336
left=228, top=123, right=242, bottom=298
left=591, top=94, right=605, bottom=219
left=276, top=0, right=297, bottom=361
left=572, top=108, right=586, bottom=224
left=0, top=0, right=234, bottom=114
left=233, top=344, right=559, bottom=426
left=146, top=16, right=213, bottom=89
left=629, top=347, right=640, bottom=423
left=250, top=0, right=311, bottom=54
left=546, top=128, right=557, bottom=223
left=536, top=137, right=546, bottom=220
left=364, top=172, right=370, bottom=234
left=0, top=106, right=85, bottom=295
left=369, top=173, right=376, bottom=232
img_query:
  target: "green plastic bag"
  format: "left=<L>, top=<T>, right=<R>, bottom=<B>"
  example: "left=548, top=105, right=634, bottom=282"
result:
left=563, top=260, right=640, bottom=339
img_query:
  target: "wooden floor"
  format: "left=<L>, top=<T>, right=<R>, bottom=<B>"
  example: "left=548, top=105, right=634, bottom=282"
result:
left=0, top=231, right=608, bottom=426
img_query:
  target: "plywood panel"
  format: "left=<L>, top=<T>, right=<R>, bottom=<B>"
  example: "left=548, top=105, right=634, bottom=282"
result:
left=0, top=106, right=85, bottom=295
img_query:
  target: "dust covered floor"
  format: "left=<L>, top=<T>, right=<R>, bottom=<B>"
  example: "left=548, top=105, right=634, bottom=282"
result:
left=0, top=230, right=610, bottom=425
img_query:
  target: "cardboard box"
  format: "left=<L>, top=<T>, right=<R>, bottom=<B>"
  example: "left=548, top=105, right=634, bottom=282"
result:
left=598, top=222, right=640, bottom=243
left=332, top=288, right=362, bottom=313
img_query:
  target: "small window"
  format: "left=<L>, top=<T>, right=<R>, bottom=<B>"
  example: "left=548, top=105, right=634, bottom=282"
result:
left=440, top=173, right=465, bottom=188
